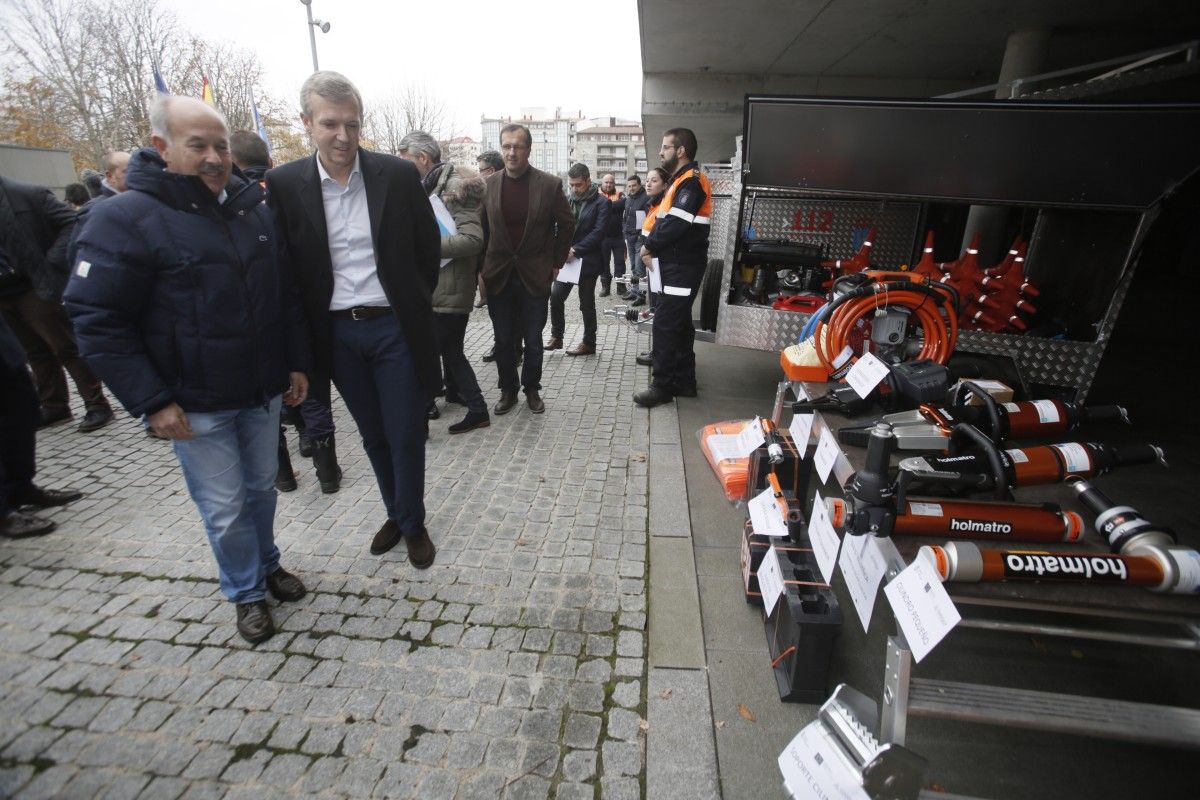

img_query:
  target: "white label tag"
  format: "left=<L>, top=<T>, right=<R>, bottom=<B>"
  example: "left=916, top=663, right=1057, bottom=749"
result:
left=706, top=433, right=744, bottom=462
left=789, top=413, right=815, bottom=456
left=759, top=546, right=787, bottom=617
left=813, top=426, right=840, bottom=486
left=908, top=502, right=943, bottom=517
left=76, top=260, right=91, bottom=277
left=837, top=534, right=889, bottom=632
left=845, top=352, right=890, bottom=399
left=884, top=552, right=961, bottom=662
left=740, top=529, right=753, bottom=591
left=832, top=346, right=853, bottom=369
left=649, top=257, right=663, bottom=293
left=1051, top=443, right=1092, bottom=474
left=635, top=210, right=646, bottom=227
left=663, top=285, right=692, bottom=296
left=1003, top=402, right=1020, bottom=412
left=808, top=491, right=841, bottom=583
left=749, top=486, right=790, bottom=539
left=734, top=417, right=766, bottom=458
left=1004, top=448, right=1029, bottom=464
left=778, top=721, right=871, bottom=800
left=1032, top=399, right=1061, bottom=424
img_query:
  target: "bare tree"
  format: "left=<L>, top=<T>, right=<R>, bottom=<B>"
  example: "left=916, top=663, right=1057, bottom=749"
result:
left=365, top=83, right=452, bottom=154
left=1, top=0, right=279, bottom=169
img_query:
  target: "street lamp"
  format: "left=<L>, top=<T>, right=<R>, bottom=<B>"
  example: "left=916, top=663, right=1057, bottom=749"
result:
left=300, top=0, right=331, bottom=72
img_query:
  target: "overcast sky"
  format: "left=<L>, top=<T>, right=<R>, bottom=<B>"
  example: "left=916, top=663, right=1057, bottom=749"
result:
left=159, top=0, right=645, bottom=138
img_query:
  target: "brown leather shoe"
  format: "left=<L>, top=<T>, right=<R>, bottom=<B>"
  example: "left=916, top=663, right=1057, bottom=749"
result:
left=544, top=336, right=562, bottom=350
left=405, top=526, right=436, bottom=569
left=565, top=342, right=595, bottom=356
left=494, top=391, right=519, bottom=415
left=526, top=389, right=545, bottom=414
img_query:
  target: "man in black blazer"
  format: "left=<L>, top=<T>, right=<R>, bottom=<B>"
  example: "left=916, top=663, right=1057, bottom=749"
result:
left=0, top=176, right=114, bottom=432
left=266, top=71, right=441, bottom=567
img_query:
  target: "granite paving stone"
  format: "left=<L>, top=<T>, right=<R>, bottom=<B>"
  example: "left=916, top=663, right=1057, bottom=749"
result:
left=0, top=305, right=649, bottom=799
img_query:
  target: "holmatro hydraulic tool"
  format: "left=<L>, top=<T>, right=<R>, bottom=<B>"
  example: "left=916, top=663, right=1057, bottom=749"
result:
left=837, top=381, right=1128, bottom=451
left=826, top=422, right=1083, bottom=543
left=921, top=478, right=1200, bottom=595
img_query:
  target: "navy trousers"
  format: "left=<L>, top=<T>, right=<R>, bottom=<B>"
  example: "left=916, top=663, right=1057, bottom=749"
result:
left=487, top=277, right=548, bottom=395
left=330, top=314, right=426, bottom=535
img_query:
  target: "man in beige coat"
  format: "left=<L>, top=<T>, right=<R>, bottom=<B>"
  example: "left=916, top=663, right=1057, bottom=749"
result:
left=398, top=131, right=490, bottom=434
left=480, top=123, right=574, bottom=415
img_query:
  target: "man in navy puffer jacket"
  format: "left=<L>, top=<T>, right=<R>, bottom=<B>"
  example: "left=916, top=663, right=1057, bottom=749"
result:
left=64, top=97, right=312, bottom=645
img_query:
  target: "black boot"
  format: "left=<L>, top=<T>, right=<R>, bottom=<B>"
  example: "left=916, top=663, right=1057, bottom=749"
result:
left=276, top=428, right=297, bottom=492
left=311, top=434, right=342, bottom=494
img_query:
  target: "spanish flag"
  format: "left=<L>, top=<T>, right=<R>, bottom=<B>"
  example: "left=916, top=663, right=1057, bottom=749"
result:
left=201, top=75, right=215, bottom=107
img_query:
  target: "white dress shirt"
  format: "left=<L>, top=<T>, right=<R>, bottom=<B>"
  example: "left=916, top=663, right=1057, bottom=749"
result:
left=318, top=153, right=388, bottom=310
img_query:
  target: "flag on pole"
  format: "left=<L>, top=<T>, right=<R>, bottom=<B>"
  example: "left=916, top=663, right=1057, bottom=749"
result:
left=152, top=62, right=170, bottom=95
left=251, top=90, right=272, bottom=156
left=201, top=75, right=215, bottom=107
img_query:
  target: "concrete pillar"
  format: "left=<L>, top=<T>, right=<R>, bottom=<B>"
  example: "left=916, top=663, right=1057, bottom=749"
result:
left=961, top=29, right=1051, bottom=261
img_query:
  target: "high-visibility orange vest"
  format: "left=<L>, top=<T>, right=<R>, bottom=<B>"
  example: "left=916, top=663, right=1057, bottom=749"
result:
left=601, top=189, right=622, bottom=202
left=641, top=197, right=662, bottom=236
left=655, top=165, right=712, bottom=227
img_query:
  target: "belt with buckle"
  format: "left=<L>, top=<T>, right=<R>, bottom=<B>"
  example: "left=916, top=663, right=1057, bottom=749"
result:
left=332, top=306, right=391, bottom=321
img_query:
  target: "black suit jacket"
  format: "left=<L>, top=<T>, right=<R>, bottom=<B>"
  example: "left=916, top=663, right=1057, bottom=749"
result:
left=266, top=149, right=441, bottom=403
left=0, top=176, right=78, bottom=301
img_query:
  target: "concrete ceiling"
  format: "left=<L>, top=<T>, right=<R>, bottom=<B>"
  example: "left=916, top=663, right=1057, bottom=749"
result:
left=639, top=0, right=1200, bottom=160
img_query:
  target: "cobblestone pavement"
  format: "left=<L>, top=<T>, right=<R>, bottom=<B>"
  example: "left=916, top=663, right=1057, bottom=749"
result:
left=1, top=296, right=656, bottom=800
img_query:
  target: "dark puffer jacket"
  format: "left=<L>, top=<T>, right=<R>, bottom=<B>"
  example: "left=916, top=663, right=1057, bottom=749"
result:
left=63, top=147, right=310, bottom=417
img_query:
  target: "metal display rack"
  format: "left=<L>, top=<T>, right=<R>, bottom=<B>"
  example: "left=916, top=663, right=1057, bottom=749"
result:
left=711, top=96, right=1200, bottom=400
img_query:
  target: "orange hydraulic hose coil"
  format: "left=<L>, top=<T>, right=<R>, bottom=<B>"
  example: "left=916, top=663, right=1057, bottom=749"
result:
left=812, top=284, right=958, bottom=373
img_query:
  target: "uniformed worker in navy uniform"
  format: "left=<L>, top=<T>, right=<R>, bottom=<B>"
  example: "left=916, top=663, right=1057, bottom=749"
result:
left=633, top=127, right=713, bottom=408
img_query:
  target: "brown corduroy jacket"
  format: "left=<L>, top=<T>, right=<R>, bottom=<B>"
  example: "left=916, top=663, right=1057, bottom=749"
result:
left=481, top=166, right=574, bottom=297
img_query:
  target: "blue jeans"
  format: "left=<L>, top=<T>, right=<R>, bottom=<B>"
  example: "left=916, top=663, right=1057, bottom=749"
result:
left=627, top=235, right=646, bottom=287
left=173, top=396, right=282, bottom=603
left=331, top=314, right=426, bottom=534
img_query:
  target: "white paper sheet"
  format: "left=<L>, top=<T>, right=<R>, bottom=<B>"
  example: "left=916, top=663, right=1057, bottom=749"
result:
left=884, top=552, right=961, bottom=662
left=557, top=257, right=582, bottom=285
left=759, top=546, right=787, bottom=616
left=837, top=533, right=889, bottom=632
left=749, top=486, right=790, bottom=539
left=648, top=257, right=663, bottom=293
left=428, top=194, right=457, bottom=269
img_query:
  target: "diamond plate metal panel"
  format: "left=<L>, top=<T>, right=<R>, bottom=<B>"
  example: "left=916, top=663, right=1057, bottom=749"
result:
left=741, top=194, right=922, bottom=268
left=954, top=332, right=1107, bottom=401
left=701, top=163, right=736, bottom=197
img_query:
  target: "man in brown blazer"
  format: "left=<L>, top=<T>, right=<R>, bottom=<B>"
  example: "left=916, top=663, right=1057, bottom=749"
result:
left=481, top=123, right=575, bottom=415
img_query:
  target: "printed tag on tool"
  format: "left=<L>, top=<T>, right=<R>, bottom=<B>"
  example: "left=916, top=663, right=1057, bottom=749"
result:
left=813, top=426, right=840, bottom=485
left=789, top=412, right=815, bottom=456
left=749, top=486, right=790, bottom=539
left=759, top=546, right=787, bottom=616
left=845, top=352, right=890, bottom=399
left=838, top=534, right=888, bottom=632
left=706, top=433, right=743, bottom=462
left=734, top=417, right=766, bottom=458
left=884, top=551, right=961, bottom=662
left=1031, top=400, right=1061, bottom=424
left=778, top=721, right=871, bottom=800
left=808, top=491, right=841, bottom=583
left=1051, top=443, right=1092, bottom=474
